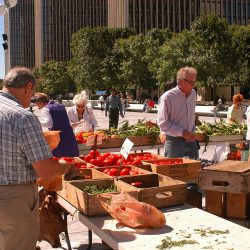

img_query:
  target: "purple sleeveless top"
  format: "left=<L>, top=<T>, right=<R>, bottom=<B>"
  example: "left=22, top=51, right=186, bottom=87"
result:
left=47, top=101, right=79, bottom=157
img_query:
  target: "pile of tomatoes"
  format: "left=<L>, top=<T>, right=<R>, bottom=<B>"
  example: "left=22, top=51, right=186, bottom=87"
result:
left=101, top=167, right=145, bottom=177
left=83, top=150, right=158, bottom=167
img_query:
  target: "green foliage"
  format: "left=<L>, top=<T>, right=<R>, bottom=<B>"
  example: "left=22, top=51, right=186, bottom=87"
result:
left=68, top=27, right=136, bottom=91
left=189, top=15, right=233, bottom=87
left=0, top=79, right=3, bottom=89
left=152, top=30, right=194, bottom=86
left=33, top=60, right=76, bottom=95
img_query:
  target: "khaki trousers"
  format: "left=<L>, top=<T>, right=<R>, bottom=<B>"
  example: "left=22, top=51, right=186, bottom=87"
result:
left=0, top=183, right=39, bottom=250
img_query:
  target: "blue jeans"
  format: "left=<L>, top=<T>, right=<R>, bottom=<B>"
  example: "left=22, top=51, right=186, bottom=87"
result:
left=164, top=135, right=199, bottom=159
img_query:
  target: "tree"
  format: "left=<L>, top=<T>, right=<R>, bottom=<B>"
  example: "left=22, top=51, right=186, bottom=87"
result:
left=189, top=15, right=233, bottom=87
left=228, top=25, right=250, bottom=86
left=33, top=60, right=76, bottom=96
left=68, top=27, right=136, bottom=91
left=114, top=34, right=157, bottom=93
left=151, top=29, right=194, bottom=86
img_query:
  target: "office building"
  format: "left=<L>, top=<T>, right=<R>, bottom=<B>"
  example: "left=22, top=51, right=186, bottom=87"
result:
left=4, top=0, right=249, bottom=72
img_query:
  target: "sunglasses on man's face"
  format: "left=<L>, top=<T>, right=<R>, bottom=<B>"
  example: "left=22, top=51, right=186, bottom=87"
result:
left=77, top=105, right=85, bottom=108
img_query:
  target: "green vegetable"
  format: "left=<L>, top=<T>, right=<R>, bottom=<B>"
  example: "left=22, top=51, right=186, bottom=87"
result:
left=79, top=184, right=117, bottom=194
left=156, top=236, right=198, bottom=249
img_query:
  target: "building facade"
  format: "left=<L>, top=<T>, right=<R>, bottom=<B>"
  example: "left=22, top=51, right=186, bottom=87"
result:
left=4, top=0, right=249, bottom=72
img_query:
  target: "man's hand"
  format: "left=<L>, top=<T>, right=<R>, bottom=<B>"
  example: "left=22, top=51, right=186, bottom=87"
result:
left=159, top=133, right=166, bottom=144
left=182, top=130, right=196, bottom=142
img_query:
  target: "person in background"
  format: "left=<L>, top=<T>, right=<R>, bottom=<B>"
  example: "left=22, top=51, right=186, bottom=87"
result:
left=98, top=95, right=105, bottom=111
left=105, top=89, right=124, bottom=129
left=142, top=98, right=149, bottom=112
left=148, top=99, right=155, bottom=109
left=67, top=93, right=98, bottom=132
left=35, top=93, right=79, bottom=157
left=120, top=94, right=127, bottom=116
left=157, top=66, right=199, bottom=159
left=211, top=99, right=226, bottom=117
left=56, top=94, right=63, bottom=104
left=227, top=94, right=244, bottom=123
left=0, top=67, right=72, bottom=250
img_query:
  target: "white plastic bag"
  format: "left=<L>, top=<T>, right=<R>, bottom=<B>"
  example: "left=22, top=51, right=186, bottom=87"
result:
left=74, top=120, right=92, bottom=133
left=212, top=142, right=230, bottom=163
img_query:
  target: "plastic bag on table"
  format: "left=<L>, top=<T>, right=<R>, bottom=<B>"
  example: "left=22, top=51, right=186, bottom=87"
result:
left=74, top=120, right=92, bottom=134
left=98, top=192, right=166, bottom=229
left=212, top=142, right=230, bottom=163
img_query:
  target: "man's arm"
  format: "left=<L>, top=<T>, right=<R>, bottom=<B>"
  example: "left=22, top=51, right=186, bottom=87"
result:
left=32, top=158, right=71, bottom=180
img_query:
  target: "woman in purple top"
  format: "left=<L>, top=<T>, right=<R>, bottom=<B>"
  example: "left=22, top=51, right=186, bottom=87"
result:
left=35, top=93, right=79, bottom=157
left=157, top=67, right=199, bottom=159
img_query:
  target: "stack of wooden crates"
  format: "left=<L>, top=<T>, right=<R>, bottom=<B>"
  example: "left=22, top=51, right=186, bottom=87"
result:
left=199, top=160, right=250, bottom=226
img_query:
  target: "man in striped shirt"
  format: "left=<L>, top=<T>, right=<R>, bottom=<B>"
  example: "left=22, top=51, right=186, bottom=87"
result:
left=0, top=67, right=72, bottom=250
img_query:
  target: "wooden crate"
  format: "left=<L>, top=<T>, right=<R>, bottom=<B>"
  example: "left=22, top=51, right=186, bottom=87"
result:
left=98, top=137, right=124, bottom=148
left=199, top=161, right=250, bottom=220
left=128, top=135, right=161, bottom=146
left=58, top=169, right=112, bottom=200
left=117, top=173, right=187, bottom=208
left=58, top=179, right=137, bottom=216
left=198, top=160, right=250, bottom=193
left=205, top=191, right=250, bottom=220
left=143, top=158, right=201, bottom=182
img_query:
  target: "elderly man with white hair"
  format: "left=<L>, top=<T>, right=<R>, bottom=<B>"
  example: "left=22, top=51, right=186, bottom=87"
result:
left=67, top=93, right=98, bottom=132
left=157, top=66, right=199, bottom=159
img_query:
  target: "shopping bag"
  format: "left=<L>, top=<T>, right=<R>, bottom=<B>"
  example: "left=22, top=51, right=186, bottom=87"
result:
left=212, top=142, right=230, bottom=163
left=98, top=192, right=166, bottom=229
left=74, top=121, right=92, bottom=133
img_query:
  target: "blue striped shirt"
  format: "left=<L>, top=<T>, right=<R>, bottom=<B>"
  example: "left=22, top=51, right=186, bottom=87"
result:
left=0, top=92, right=52, bottom=185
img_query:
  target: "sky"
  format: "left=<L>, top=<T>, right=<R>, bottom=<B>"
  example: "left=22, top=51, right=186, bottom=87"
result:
left=0, top=16, right=5, bottom=79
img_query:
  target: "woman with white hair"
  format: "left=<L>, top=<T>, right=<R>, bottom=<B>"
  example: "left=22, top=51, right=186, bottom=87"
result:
left=67, top=93, right=98, bottom=132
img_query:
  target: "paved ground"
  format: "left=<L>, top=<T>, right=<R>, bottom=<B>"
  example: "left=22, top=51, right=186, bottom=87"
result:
left=37, top=107, right=217, bottom=250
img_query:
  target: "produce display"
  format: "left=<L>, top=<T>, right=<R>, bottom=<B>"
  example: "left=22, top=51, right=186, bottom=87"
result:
left=99, top=166, right=146, bottom=177
left=196, top=119, right=247, bottom=137
left=75, top=120, right=160, bottom=145
left=83, top=150, right=159, bottom=167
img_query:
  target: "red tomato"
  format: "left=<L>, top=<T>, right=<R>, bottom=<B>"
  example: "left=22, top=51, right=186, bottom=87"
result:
left=131, top=159, right=142, bottom=166
left=89, top=150, right=100, bottom=158
left=130, top=181, right=143, bottom=187
left=84, top=155, right=93, bottom=163
left=103, top=158, right=113, bottom=166
left=101, top=152, right=111, bottom=159
left=130, top=170, right=139, bottom=175
left=90, top=158, right=99, bottom=166
left=103, top=168, right=110, bottom=174
left=109, top=168, right=118, bottom=176
left=120, top=168, right=130, bottom=176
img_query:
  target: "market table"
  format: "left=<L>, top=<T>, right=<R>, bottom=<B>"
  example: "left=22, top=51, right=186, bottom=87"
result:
left=78, top=144, right=163, bottom=156
left=57, top=195, right=250, bottom=250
